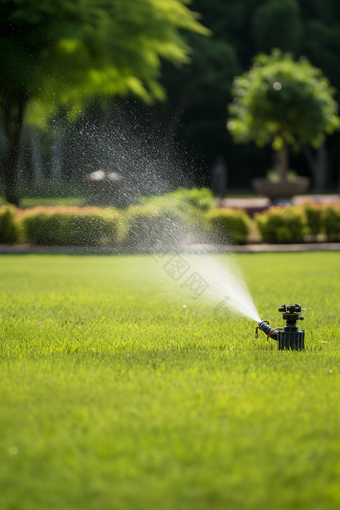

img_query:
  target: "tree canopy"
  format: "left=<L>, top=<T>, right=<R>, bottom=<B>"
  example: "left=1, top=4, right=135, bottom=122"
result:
left=161, top=0, right=340, bottom=187
left=1, top=0, right=208, bottom=116
left=0, top=0, right=208, bottom=204
left=227, top=50, right=339, bottom=178
left=227, top=50, right=339, bottom=151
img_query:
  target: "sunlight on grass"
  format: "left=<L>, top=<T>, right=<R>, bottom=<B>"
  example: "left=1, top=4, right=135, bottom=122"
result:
left=0, top=253, right=339, bottom=509
left=0, top=196, right=84, bottom=207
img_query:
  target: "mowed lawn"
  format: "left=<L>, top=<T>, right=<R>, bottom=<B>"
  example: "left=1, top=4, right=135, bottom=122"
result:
left=0, top=252, right=340, bottom=510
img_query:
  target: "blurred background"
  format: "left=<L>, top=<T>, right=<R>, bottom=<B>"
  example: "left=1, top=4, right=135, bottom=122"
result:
left=0, top=0, right=340, bottom=205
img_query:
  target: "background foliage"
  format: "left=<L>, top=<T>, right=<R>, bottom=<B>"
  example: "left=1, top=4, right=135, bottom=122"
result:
left=1, top=0, right=340, bottom=194
left=228, top=50, right=339, bottom=151
left=161, top=0, right=340, bottom=188
left=1, top=193, right=340, bottom=246
left=0, top=0, right=207, bottom=204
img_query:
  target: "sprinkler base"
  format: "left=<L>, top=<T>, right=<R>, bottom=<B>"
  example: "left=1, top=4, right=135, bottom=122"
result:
left=277, top=330, right=304, bottom=350
left=256, top=304, right=306, bottom=351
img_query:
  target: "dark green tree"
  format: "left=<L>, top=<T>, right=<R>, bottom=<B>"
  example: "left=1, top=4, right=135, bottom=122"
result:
left=227, top=50, right=339, bottom=179
left=251, top=0, right=303, bottom=55
left=161, top=0, right=340, bottom=188
left=0, top=0, right=208, bottom=205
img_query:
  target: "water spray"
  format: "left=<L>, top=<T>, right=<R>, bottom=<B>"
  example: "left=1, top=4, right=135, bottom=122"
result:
left=256, top=303, right=305, bottom=350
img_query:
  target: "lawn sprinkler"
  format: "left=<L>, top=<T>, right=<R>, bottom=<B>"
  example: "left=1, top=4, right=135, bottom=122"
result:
left=255, top=303, right=305, bottom=350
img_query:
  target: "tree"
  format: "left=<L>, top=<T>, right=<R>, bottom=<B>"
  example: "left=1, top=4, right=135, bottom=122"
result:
left=251, top=0, right=303, bottom=55
left=160, top=0, right=340, bottom=189
left=160, top=32, right=239, bottom=185
left=227, top=49, right=339, bottom=180
left=0, top=0, right=208, bottom=205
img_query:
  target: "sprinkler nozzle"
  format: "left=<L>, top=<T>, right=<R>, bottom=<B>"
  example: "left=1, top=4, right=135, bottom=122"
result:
left=255, top=320, right=278, bottom=340
left=255, top=304, right=305, bottom=350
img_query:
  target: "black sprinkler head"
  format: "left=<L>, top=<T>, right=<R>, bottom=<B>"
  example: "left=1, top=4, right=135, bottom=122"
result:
left=256, top=303, right=305, bottom=350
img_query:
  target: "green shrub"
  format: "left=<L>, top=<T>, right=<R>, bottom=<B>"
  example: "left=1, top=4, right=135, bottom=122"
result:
left=322, top=205, right=340, bottom=241
left=205, top=208, right=249, bottom=245
left=128, top=189, right=211, bottom=245
left=0, top=205, right=19, bottom=243
left=142, top=187, right=214, bottom=213
left=21, top=210, right=63, bottom=245
left=60, top=210, right=120, bottom=246
left=125, top=205, right=187, bottom=247
left=170, top=187, right=214, bottom=212
left=20, top=206, right=121, bottom=246
left=303, top=203, right=323, bottom=236
left=255, top=206, right=305, bottom=243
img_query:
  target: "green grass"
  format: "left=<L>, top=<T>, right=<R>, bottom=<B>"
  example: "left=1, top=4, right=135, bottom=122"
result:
left=0, top=182, right=85, bottom=207
left=0, top=252, right=340, bottom=510
left=0, top=196, right=84, bottom=207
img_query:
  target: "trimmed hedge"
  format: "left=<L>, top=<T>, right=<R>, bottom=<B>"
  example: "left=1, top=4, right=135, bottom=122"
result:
left=302, top=203, right=340, bottom=240
left=1, top=197, right=340, bottom=247
left=126, top=188, right=212, bottom=247
left=169, top=187, right=214, bottom=212
left=20, top=206, right=121, bottom=246
left=142, top=187, right=214, bottom=213
left=141, top=189, right=211, bottom=238
left=255, top=206, right=305, bottom=243
left=205, top=208, right=249, bottom=244
left=323, top=204, right=340, bottom=241
left=0, top=205, right=20, bottom=243
left=303, top=203, right=323, bottom=237
left=125, top=205, right=187, bottom=247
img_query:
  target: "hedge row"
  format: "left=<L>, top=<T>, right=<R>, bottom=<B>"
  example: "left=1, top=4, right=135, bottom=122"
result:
left=0, top=206, right=249, bottom=248
left=20, top=206, right=121, bottom=246
left=1, top=196, right=340, bottom=247
left=0, top=205, right=20, bottom=243
left=255, top=203, right=340, bottom=243
left=0, top=205, right=120, bottom=246
left=206, top=208, right=249, bottom=244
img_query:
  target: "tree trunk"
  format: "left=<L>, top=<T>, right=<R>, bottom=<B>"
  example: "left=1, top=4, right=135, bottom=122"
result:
left=51, top=130, right=62, bottom=181
left=277, top=139, right=289, bottom=181
left=303, top=142, right=328, bottom=192
left=315, top=142, right=328, bottom=192
left=339, top=132, right=340, bottom=192
left=31, top=127, right=43, bottom=182
left=2, top=93, right=28, bottom=206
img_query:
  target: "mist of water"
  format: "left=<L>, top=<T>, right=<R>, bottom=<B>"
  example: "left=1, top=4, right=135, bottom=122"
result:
left=68, top=101, right=195, bottom=198
left=182, top=252, right=260, bottom=322
left=73, top=101, right=260, bottom=323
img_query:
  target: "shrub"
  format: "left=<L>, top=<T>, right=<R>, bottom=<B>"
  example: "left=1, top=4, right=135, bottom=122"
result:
left=20, top=206, right=121, bottom=246
left=255, top=206, right=305, bottom=243
left=205, top=208, right=249, bottom=244
left=20, top=209, right=63, bottom=245
left=60, top=209, right=120, bottom=246
left=0, top=205, right=20, bottom=243
left=303, top=203, right=323, bottom=236
left=129, top=189, right=211, bottom=245
left=170, top=187, right=214, bottom=212
left=322, top=205, right=340, bottom=241
left=125, top=205, right=187, bottom=247
left=143, top=187, right=214, bottom=213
